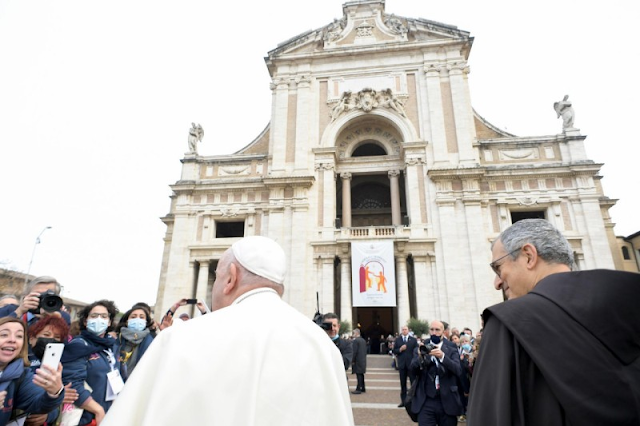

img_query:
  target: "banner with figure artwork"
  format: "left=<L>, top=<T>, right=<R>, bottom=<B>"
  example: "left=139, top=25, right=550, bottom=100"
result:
left=351, top=240, right=397, bottom=307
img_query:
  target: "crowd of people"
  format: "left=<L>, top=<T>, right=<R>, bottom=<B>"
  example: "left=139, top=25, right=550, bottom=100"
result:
left=1, top=220, right=638, bottom=425
left=0, top=276, right=209, bottom=425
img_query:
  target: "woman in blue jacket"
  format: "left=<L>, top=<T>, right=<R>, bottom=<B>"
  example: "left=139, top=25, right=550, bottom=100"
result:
left=0, top=317, right=65, bottom=425
left=61, top=300, right=119, bottom=426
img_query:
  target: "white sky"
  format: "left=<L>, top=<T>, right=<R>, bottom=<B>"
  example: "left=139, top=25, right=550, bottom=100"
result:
left=1, top=0, right=638, bottom=311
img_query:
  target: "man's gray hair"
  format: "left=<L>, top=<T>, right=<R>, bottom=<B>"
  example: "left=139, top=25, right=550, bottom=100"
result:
left=494, top=219, right=575, bottom=269
left=353, top=328, right=361, bottom=336
left=25, top=276, right=62, bottom=295
left=0, top=294, right=19, bottom=303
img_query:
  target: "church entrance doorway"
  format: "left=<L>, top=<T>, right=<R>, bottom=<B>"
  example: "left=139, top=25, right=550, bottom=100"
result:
left=353, top=307, right=395, bottom=354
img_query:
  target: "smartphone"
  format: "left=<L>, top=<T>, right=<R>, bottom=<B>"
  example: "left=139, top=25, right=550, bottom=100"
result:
left=41, top=343, right=65, bottom=369
left=185, top=299, right=197, bottom=304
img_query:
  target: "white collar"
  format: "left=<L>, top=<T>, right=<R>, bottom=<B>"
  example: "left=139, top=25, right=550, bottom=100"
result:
left=232, top=287, right=278, bottom=305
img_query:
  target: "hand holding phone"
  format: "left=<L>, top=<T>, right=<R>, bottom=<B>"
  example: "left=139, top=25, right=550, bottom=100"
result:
left=42, top=343, right=65, bottom=369
left=185, top=299, right=197, bottom=304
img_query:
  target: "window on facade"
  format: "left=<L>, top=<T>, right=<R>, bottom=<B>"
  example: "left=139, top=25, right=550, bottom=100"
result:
left=510, top=210, right=546, bottom=223
left=351, top=183, right=391, bottom=209
left=215, top=221, right=245, bottom=238
left=622, top=246, right=631, bottom=260
left=351, top=142, right=387, bottom=157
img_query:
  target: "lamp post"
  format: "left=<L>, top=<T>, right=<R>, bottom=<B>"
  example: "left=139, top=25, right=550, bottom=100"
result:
left=25, top=226, right=52, bottom=283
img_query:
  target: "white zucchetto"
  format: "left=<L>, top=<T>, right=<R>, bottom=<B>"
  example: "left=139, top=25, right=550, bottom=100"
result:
left=231, top=236, right=286, bottom=284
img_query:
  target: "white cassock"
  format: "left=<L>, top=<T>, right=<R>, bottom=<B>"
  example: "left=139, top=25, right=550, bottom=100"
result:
left=102, top=288, right=355, bottom=426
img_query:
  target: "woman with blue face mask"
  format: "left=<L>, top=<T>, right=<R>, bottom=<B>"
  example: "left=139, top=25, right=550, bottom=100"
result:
left=61, top=300, right=120, bottom=426
left=114, top=306, right=154, bottom=382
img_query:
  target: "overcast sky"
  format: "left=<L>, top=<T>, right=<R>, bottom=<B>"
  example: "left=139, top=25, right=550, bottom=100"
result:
left=1, top=0, right=638, bottom=311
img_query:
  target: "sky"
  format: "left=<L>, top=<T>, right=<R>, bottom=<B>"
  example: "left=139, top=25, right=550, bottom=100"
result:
left=1, top=0, right=638, bottom=311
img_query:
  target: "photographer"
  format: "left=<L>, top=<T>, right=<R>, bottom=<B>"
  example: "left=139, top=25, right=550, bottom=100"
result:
left=408, top=320, right=463, bottom=426
left=321, top=313, right=352, bottom=371
left=0, top=276, right=70, bottom=326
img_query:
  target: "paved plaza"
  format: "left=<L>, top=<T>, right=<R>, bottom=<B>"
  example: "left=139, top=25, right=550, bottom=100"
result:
left=348, top=355, right=464, bottom=426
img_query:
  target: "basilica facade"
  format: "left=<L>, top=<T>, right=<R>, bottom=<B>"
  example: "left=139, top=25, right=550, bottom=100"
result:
left=155, top=1, right=619, bottom=335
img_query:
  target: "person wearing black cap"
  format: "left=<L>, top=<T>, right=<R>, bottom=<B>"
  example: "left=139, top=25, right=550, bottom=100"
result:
left=102, top=236, right=355, bottom=426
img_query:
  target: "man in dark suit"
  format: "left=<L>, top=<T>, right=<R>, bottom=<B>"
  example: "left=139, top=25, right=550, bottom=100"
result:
left=351, top=328, right=367, bottom=394
left=392, top=325, right=418, bottom=407
left=409, top=320, right=463, bottom=426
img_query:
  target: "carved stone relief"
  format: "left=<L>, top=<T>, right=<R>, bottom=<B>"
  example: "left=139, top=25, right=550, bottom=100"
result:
left=498, top=149, right=540, bottom=161
left=329, top=88, right=407, bottom=122
left=219, top=205, right=240, bottom=217
left=356, top=21, right=374, bottom=38
left=218, top=166, right=250, bottom=176
left=384, top=15, right=408, bottom=35
left=336, top=123, right=402, bottom=159
left=324, top=18, right=346, bottom=42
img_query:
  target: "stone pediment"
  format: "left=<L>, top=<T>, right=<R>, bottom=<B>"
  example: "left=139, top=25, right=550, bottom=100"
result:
left=268, top=1, right=470, bottom=58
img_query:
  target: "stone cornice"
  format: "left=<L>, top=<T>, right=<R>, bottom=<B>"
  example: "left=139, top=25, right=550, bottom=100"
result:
left=478, top=134, right=587, bottom=145
left=427, top=167, right=486, bottom=181
left=263, top=175, right=315, bottom=188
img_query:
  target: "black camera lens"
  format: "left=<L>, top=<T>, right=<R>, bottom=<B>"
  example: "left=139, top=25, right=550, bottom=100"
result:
left=39, top=291, right=63, bottom=313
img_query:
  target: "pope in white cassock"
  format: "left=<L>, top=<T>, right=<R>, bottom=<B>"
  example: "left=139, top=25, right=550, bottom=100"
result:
left=102, top=236, right=355, bottom=425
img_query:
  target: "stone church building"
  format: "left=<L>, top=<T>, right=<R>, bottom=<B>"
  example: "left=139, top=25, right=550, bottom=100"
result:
left=155, top=1, right=618, bottom=336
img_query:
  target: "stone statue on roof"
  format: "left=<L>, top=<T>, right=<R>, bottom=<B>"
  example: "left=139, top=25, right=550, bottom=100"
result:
left=554, top=95, right=575, bottom=130
left=188, top=122, right=204, bottom=153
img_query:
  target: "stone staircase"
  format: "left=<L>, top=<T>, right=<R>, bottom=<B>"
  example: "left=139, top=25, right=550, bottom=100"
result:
left=348, top=354, right=418, bottom=426
left=348, top=355, right=465, bottom=426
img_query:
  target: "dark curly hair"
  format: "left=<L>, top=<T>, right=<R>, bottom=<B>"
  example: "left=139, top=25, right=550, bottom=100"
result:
left=78, top=300, right=118, bottom=332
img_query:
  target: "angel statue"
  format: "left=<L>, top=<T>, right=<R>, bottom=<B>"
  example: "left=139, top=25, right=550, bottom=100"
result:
left=188, top=122, right=204, bottom=153
left=553, top=95, right=575, bottom=129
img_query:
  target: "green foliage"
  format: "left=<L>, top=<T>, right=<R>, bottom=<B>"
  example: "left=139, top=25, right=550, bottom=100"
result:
left=407, top=317, right=429, bottom=337
left=339, top=320, right=351, bottom=336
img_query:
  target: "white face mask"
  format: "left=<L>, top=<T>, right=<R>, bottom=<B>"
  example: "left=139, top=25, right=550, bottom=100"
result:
left=127, top=318, right=146, bottom=332
left=87, top=317, right=109, bottom=335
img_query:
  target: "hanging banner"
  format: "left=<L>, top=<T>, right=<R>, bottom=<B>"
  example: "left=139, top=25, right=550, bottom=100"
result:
left=351, top=240, right=396, bottom=307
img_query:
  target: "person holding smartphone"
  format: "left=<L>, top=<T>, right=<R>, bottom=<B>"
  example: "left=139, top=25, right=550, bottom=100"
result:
left=0, top=317, right=65, bottom=425
left=23, top=315, right=79, bottom=426
left=158, top=298, right=208, bottom=330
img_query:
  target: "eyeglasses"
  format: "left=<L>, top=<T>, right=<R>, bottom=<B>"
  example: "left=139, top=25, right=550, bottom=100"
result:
left=89, top=313, right=109, bottom=319
left=489, top=248, right=521, bottom=277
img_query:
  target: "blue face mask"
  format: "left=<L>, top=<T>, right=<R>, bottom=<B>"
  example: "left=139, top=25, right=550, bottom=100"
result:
left=462, top=344, right=472, bottom=352
left=430, top=335, right=441, bottom=345
left=87, top=317, right=109, bottom=335
left=127, top=318, right=146, bottom=332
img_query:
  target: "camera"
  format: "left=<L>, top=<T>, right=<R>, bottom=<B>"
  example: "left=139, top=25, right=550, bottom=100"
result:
left=312, top=311, right=332, bottom=331
left=29, top=290, right=63, bottom=314
left=420, top=343, right=437, bottom=355
left=312, top=292, right=332, bottom=331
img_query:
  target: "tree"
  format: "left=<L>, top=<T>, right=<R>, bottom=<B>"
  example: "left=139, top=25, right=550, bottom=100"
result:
left=407, top=317, right=429, bottom=338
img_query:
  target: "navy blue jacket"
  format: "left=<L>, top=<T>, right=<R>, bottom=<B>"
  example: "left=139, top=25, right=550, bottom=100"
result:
left=62, top=335, right=119, bottom=425
left=0, top=359, right=64, bottom=425
left=410, top=343, right=464, bottom=416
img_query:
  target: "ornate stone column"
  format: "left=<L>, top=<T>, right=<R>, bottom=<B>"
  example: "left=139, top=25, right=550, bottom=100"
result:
left=195, top=260, right=210, bottom=314
left=341, top=172, right=352, bottom=228
left=388, top=170, right=402, bottom=226
left=395, top=255, right=410, bottom=327
left=339, top=255, right=352, bottom=324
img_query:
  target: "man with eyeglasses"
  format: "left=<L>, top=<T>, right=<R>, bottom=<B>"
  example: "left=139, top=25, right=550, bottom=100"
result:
left=467, top=219, right=640, bottom=426
left=407, top=320, right=463, bottom=425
